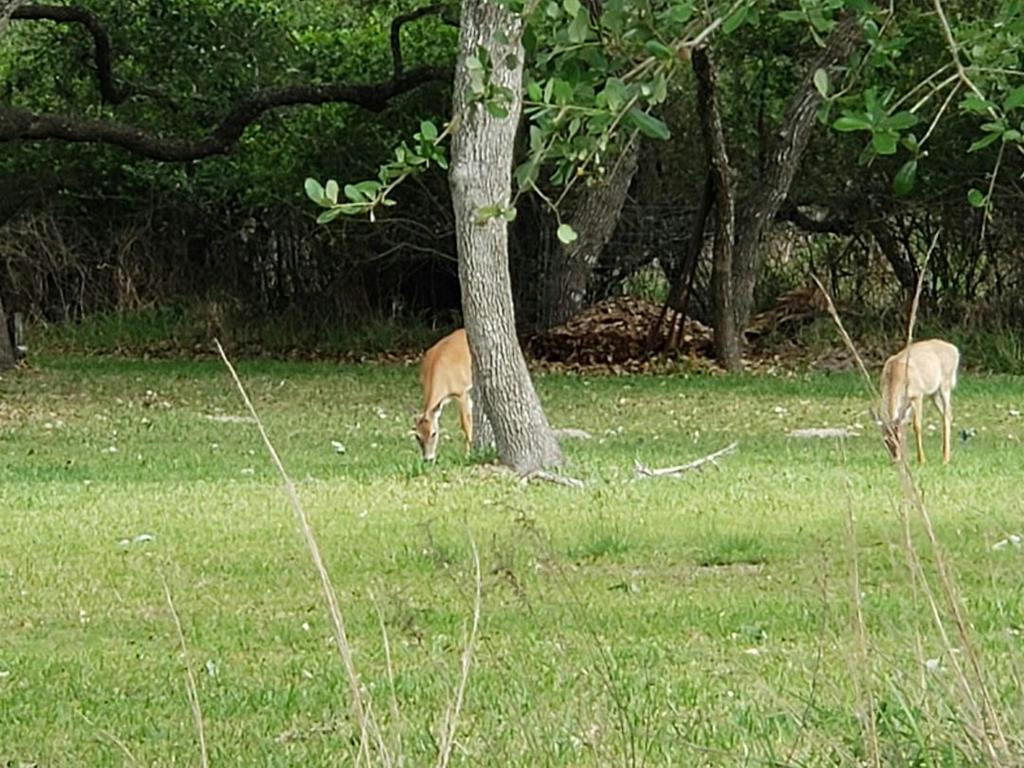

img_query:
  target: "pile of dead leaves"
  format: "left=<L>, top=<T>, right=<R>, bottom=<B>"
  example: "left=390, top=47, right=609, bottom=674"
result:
left=524, top=296, right=715, bottom=373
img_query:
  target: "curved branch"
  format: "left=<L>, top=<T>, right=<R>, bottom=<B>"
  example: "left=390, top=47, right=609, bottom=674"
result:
left=11, top=4, right=128, bottom=103
left=390, top=3, right=458, bottom=78
left=0, top=67, right=450, bottom=161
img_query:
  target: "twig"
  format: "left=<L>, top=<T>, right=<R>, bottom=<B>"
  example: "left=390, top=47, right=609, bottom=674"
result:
left=162, top=577, right=209, bottom=768
left=810, top=275, right=877, bottom=397
left=903, top=229, right=940, bottom=349
left=213, top=339, right=377, bottom=761
left=520, top=469, right=585, bottom=489
left=76, top=709, right=139, bottom=766
left=841, top=481, right=880, bottom=768
left=370, top=588, right=403, bottom=764
left=634, top=441, right=738, bottom=478
left=436, top=537, right=483, bottom=768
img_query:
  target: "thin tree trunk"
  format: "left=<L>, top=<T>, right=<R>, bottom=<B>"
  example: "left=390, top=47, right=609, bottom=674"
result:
left=649, top=169, right=713, bottom=351
left=541, top=136, right=640, bottom=329
left=0, top=294, right=16, bottom=371
left=693, top=48, right=740, bottom=371
left=450, top=0, right=563, bottom=473
left=731, top=13, right=863, bottom=333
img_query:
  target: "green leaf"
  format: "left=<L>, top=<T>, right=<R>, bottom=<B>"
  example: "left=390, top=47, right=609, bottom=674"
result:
left=419, top=120, right=438, bottom=141
left=967, top=187, right=986, bottom=207
left=813, top=68, right=829, bottom=98
left=892, top=159, right=917, bottom=197
left=872, top=130, right=899, bottom=155
left=603, top=77, right=626, bottom=111
left=833, top=115, right=872, bottom=132
left=968, top=131, right=1001, bottom=152
left=778, top=10, right=805, bottom=21
left=563, top=0, right=581, bottom=15
left=355, top=180, right=381, bottom=197
left=1005, top=86, right=1024, bottom=112
left=627, top=107, right=671, bottom=140
left=304, top=178, right=327, bottom=206
left=556, top=223, right=578, bottom=244
left=1003, top=128, right=1022, bottom=142
left=344, top=184, right=366, bottom=203
left=885, top=111, right=918, bottom=131
left=568, top=7, right=589, bottom=43
left=645, top=40, right=675, bottom=61
left=668, top=3, right=694, bottom=24
left=722, top=5, right=748, bottom=34
left=486, top=100, right=509, bottom=118
left=317, top=207, right=345, bottom=224
left=325, top=180, right=339, bottom=204
left=552, top=78, right=573, bottom=104
left=960, top=95, right=994, bottom=115
left=526, top=80, right=543, bottom=102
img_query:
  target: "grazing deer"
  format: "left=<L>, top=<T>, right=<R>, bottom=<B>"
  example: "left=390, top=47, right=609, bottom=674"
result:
left=878, top=339, right=960, bottom=464
left=414, top=328, right=473, bottom=461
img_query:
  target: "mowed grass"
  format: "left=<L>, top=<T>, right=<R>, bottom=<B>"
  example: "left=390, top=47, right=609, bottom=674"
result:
left=2, top=355, right=1023, bottom=766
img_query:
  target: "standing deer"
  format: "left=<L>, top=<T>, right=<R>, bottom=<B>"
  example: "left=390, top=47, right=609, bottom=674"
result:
left=878, top=339, right=960, bottom=464
left=414, top=328, right=472, bottom=461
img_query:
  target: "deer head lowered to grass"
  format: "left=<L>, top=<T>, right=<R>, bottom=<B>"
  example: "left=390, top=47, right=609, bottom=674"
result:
left=877, top=338, right=960, bottom=465
left=413, top=328, right=473, bottom=461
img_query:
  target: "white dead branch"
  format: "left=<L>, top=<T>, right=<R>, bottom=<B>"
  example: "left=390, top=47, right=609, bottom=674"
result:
left=634, top=442, right=738, bottom=478
left=787, top=427, right=860, bottom=439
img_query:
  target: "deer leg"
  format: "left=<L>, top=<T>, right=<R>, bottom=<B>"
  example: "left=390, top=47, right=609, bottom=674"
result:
left=937, top=388, right=952, bottom=464
left=456, top=392, right=473, bottom=452
left=912, top=395, right=925, bottom=464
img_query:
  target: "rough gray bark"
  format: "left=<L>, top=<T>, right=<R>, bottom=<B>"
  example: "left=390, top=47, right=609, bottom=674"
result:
left=730, top=13, right=863, bottom=333
left=541, top=137, right=640, bottom=329
left=450, top=0, right=563, bottom=473
left=693, top=49, right=740, bottom=371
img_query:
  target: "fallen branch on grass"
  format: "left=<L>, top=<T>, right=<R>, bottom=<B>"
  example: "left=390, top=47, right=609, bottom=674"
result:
left=634, top=442, right=738, bottom=478
left=787, top=427, right=860, bottom=439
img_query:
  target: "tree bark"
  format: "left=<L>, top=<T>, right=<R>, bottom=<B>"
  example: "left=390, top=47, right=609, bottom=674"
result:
left=449, top=0, right=563, bottom=473
left=693, top=49, right=740, bottom=371
left=730, top=13, right=863, bottom=333
left=540, top=136, right=640, bottom=329
left=0, top=293, right=16, bottom=371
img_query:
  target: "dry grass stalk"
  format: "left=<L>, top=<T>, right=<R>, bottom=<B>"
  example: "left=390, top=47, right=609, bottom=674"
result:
left=435, top=538, right=483, bottom=768
left=162, top=577, right=209, bottom=768
left=76, top=709, right=140, bottom=766
left=214, top=338, right=380, bottom=764
left=840, top=470, right=881, bottom=768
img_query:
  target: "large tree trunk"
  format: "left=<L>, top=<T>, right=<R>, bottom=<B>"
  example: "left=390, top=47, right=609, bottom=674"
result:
left=540, top=137, right=640, bottom=329
left=450, top=0, right=563, bottom=473
left=730, top=13, right=863, bottom=334
left=693, top=49, right=741, bottom=371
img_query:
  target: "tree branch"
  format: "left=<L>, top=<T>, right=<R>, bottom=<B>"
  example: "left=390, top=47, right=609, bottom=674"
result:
left=0, top=67, right=449, bottom=160
left=11, top=4, right=128, bottom=103
left=3, top=4, right=453, bottom=160
left=390, top=3, right=457, bottom=78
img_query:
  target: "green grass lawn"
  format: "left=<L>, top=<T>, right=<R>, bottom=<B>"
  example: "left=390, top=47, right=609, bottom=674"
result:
left=2, top=355, right=1023, bottom=766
